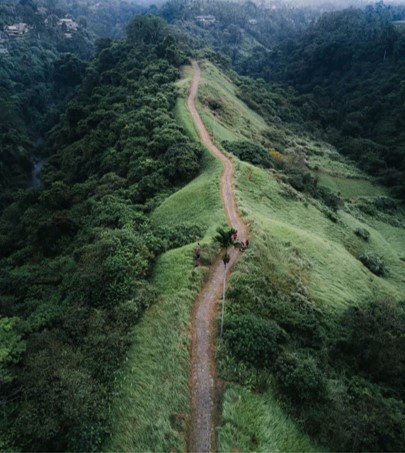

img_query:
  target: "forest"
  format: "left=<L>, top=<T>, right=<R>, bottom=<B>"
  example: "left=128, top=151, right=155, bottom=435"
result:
left=0, top=10, right=202, bottom=450
left=1, top=0, right=405, bottom=451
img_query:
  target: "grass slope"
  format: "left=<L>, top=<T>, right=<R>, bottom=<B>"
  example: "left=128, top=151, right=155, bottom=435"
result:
left=197, top=60, right=268, bottom=144
left=106, top=65, right=226, bottom=452
left=195, top=59, right=405, bottom=451
left=218, top=384, right=319, bottom=453
left=235, top=162, right=405, bottom=312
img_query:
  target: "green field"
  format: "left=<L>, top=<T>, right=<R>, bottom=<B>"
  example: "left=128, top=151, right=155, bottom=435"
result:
left=106, top=66, right=226, bottom=452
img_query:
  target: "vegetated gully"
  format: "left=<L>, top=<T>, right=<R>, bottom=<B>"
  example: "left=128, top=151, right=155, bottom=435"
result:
left=187, top=61, right=248, bottom=452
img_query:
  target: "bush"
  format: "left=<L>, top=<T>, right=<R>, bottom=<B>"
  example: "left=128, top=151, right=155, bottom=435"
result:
left=354, top=227, right=370, bottom=241
left=374, top=196, right=397, bottom=212
left=359, top=252, right=386, bottom=276
left=274, top=352, right=326, bottom=404
left=335, top=299, right=405, bottom=393
left=223, top=315, right=287, bottom=368
left=221, top=140, right=273, bottom=168
left=155, top=222, right=204, bottom=250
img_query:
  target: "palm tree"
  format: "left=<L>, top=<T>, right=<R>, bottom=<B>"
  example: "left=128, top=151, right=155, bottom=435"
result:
left=214, top=226, right=240, bottom=336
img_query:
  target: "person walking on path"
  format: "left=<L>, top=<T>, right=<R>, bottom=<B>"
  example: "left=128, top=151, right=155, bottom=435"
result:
left=194, top=243, right=202, bottom=267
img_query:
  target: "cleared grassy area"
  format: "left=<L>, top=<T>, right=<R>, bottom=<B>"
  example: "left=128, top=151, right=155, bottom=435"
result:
left=197, top=60, right=268, bottom=144
left=306, top=145, right=367, bottom=178
left=196, top=59, right=405, bottom=312
left=218, top=384, right=319, bottom=453
left=152, top=148, right=224, bottom=237
left=234, top=161, right=405, bottom=313
left=316, top=172, right=387, bottom=198
left=106, top=65, right=226, bottom=452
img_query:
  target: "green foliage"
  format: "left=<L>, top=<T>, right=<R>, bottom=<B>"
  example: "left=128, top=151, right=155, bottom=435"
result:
left=0, top=317, right=25, bottom=384
left=0, top=15, right=201, bottom=451
left=222, top=140, right=273, bottom=168
left=271, top=5, right=405, bottom=199
left=274, top=352, right=326, bottom=404
left=359, top=252, right=387, bottom=276
left=0, top=1, right=93, bottom=206
left=126, top=14, right=168, bottom=46
left=336, top=299, right=405, bottom=394
left=354, top=227, right=370, bottom=241
left=223, top=315, right=286, bottom=368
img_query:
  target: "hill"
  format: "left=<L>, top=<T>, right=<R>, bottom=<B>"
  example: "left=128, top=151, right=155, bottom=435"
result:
left=193, top=58, right=405, bottom=452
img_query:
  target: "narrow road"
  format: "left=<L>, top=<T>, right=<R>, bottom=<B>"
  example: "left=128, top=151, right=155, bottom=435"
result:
left=187, top=61, right=247, bottom=452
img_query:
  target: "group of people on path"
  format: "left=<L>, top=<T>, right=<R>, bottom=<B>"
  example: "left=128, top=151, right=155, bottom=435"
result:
left=193, top=229, right=249, bottom=267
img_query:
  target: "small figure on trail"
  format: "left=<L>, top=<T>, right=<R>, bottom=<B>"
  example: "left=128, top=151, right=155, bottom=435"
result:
left=240, top=239, right=249, bottom=252
left=194, top=243, right=202, bottom=267
left=232, top=231, right=238, bottom=241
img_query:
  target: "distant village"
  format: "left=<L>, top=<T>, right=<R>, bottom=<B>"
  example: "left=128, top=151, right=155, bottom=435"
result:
left=0, top=16, right=80, bottom=56
left=194, top=14, right=258, bottom=26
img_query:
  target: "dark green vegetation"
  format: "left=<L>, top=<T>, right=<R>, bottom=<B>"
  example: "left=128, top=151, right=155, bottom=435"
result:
left=0, top=0, right=93, bottom=207
left=160, top=0, right=320, bottom=65
left=261, top=4, right=405, bottom=199
left=0, top=14, right=204, bottom=451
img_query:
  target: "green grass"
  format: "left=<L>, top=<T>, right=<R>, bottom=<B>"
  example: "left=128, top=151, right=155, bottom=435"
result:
left=234, top=161, right=405, bottom=313
left=106, top=65, right=226, bottom=452
left=218, top=384, right=320, bottom=453
left=316, top=172, right=387, bottom=198
left=306, top=145, right=367, bottom=178
left=197, top=60, right=268, bottom=144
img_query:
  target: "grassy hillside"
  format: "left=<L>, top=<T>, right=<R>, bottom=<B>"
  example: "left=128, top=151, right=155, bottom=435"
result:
left=196, top=59, right=405, bottom=312
left=195, top=59, right=405, bottom=451
left=106, top=65, right=226, bottom=452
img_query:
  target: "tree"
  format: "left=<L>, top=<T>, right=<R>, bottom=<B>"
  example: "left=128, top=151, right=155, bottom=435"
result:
left=214, top=226, right=240, bottom=335
left=126, top=14, right=168, bottom=46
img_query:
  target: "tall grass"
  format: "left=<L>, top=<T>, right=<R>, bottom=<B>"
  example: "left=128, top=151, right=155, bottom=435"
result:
left=218, top=384, right=320, bottom=453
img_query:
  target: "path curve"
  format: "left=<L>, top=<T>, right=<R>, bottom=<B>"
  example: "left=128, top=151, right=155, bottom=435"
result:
left=187, top=61, right=247, bottom=452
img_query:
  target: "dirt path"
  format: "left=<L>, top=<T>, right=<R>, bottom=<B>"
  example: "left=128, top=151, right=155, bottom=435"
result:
left=187, top=61, right=247, bottom=452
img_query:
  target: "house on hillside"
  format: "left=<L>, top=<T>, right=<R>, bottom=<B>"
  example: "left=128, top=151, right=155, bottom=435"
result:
left=0, top=47, right=9, bottom=56
left=248, top=19, right=258, bottom=25
left=58, top=18, right=79, bottom=31
left=4, top=23, right=29, bottom=38
left=195, top=15, right=216, bottom=26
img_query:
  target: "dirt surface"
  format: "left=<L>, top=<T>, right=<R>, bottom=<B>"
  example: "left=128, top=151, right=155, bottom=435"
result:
left=187, top=61, right=247, bottom=453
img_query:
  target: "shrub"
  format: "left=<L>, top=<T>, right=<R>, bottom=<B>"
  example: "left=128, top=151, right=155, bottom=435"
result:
left=335, top=299, right=405, bottom=393
left=359, top=252, right=386, bottom=276
left=221, top=140, right=273, bottom=168
left=155, top=222, right=204, bottom=250
left=374, top=196, right=397, bottom=212
left=317, top=186, right=341, bottom=211
left=354, top=227, right=370, bottom=241
left=274, top=352, right=327, bottom=404
left=223, top=315, right=287, bottom=368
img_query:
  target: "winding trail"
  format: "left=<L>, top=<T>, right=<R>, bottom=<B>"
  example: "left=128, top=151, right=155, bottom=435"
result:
left=187, top=61, right=247, bottom=452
